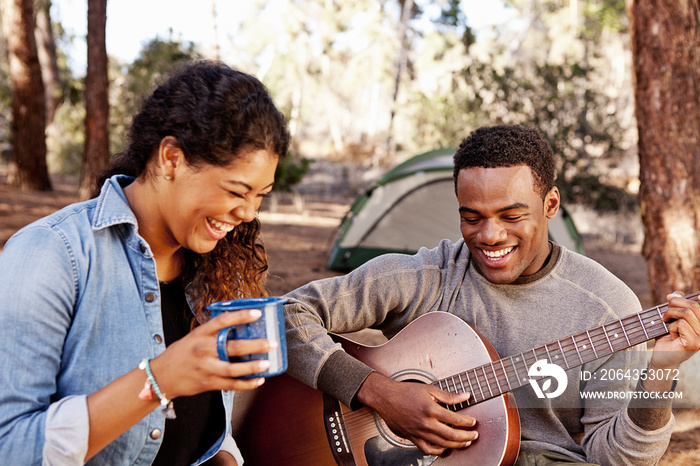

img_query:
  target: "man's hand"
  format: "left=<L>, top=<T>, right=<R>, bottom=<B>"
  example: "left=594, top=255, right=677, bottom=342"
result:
left=356, top=372, right=478, bottom=456
left=645, top=291, right=700, bottom=392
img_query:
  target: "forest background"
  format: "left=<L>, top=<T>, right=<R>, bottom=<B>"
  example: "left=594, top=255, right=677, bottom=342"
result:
left=0, top=0, right=699, bottom=463
left=0, top=0, right=651, bottom=209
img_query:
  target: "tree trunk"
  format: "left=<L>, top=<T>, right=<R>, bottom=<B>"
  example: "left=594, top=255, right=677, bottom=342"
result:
left=35, top=0, right=63, bottom=126
left=629, top=0, right=700, bottom=302
left=79, top=0, right=109, bottom=200
left=1, top=0, right=51, bottom=191
left=383, top=0, right=413, bottom=164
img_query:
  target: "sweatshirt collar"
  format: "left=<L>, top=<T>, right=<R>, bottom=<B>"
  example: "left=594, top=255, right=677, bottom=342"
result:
left=511, top=241, right=561, bottom=285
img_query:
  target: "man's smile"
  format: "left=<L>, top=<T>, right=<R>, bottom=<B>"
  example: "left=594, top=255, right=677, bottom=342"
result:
left=481, top=246, right=514, bottom=262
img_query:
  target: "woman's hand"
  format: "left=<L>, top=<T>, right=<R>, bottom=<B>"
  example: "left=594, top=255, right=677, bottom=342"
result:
left=151, top=308, right=275, bottom=398
left=86, top=308, right=273, bottom=460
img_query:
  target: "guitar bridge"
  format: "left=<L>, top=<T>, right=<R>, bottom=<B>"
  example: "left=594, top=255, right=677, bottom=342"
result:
left=323, top=393, right=355, bottom=465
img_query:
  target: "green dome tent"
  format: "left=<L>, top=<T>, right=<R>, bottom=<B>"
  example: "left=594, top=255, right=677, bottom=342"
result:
left=327, top=148, right=585, bottom=272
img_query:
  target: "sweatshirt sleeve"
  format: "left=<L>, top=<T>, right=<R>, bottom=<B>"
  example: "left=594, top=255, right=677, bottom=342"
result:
left=579, top=344, right=674, bottom=465
left=283, top=246, right=456, bottom=408
left=580, top=398, right=673, bottom=466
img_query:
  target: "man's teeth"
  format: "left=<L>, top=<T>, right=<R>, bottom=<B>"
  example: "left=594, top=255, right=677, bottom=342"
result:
left=482, top=247, right=514, bottom=259
left=207, top=217, right=234, bottom=233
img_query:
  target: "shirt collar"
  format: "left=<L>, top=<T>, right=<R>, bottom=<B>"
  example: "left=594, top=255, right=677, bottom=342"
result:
left=511, top=241, right=561, bottom=285
left=92, top=175, right=138, bottom=231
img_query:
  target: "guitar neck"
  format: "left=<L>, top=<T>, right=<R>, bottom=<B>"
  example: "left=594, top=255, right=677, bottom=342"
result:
left=434, top=291, right=700, bottom=406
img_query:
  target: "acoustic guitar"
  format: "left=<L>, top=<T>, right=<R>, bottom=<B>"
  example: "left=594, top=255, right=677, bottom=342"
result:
left=234, top=293, right=693, bottom=465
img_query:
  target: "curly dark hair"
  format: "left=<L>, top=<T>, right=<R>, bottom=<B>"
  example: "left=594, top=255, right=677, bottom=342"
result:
left=452, top=124, right=556, bottom=198
left=99, top=60, right=290, bottom=324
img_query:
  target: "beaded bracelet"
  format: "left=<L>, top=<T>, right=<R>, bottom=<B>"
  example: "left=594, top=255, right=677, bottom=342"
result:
left=138, top=358, right=176, bottom=419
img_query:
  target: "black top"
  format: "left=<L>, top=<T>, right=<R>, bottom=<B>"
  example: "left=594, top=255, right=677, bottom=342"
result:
left=152, top=281, right=225, bottom=466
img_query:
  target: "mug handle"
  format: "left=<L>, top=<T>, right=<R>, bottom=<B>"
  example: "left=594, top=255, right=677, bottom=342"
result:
left=216, top=327, right=235, bottom=362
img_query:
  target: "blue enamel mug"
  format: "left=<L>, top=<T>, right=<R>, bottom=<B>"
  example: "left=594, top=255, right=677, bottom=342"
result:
left=207, top=297, right=288, bottom=379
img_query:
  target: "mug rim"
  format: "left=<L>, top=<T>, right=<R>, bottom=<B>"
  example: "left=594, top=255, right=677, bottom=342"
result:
left=207, top=296, right=287, bottom=312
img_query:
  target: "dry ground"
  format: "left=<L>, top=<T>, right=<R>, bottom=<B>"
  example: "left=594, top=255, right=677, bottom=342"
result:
left=1, top=173, right=698, bottom=464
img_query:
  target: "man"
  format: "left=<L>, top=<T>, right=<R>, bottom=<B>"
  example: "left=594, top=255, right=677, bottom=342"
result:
left=284, top=124, right=700, bottom=465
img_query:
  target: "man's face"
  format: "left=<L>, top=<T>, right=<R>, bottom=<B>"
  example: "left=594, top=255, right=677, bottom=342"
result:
left=456, top=165, right=559, bottom=284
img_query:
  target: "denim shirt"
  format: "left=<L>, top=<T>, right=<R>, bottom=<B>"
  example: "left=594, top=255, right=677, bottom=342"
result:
left=0, top=175, right=240, bottom=465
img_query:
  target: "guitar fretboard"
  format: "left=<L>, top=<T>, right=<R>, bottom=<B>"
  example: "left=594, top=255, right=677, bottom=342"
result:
left=434, top=291, right=700, bottom=408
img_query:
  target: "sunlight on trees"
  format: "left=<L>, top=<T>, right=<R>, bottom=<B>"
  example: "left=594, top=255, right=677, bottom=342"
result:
left=0, top=0, right=666, bottom=212
left=1, top=0, right=698, bottom=308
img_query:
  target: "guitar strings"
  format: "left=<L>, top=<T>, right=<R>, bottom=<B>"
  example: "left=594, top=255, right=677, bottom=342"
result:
left=339, top=292, right=700, bottom=425
left=439, top=308, right=666, bottom=404
left=430, top=291, right=700, bottom=406
left=312, top=293, right=700, bottom=455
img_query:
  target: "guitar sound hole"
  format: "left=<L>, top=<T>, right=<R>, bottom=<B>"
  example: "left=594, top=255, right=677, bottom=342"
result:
left=373, top=373, right=434, bottom=450
left=374, top=411, right=416, bottom=449
left=367, top=378, right=439, bottom=464
left=364, top=435, right=438, bottom=466
left=367, top=379, right=438, bottom=464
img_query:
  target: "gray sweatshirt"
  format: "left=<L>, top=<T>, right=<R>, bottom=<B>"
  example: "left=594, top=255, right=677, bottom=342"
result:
left=284, top=240, right=674, bottom=465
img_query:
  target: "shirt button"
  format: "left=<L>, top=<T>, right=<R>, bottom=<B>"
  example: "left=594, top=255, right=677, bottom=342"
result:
left=150, top=429, right=162, bottom=439
left=139, top=243, right=146, bottom=253
left=154, top=334, right=163, bottom=344
left=145, top=292, right=156, bottom=302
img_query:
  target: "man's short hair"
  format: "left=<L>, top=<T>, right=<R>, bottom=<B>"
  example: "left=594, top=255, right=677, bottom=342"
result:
left=453, top=124, right=556, bottom=198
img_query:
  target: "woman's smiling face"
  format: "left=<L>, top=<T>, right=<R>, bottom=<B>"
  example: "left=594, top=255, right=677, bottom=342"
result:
left=161, top=147, right=278, bottom=254
left=456, top=165, right=560, bottom=284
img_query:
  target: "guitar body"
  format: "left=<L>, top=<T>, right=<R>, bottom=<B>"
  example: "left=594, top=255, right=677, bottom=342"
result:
left=235, top=312, right=521, bottom=465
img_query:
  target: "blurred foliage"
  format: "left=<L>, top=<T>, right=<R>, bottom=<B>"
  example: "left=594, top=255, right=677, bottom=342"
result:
left=40, top=36, right=199, bottom=175
left=47, top=19, right=85, bottom=175
left=274, top=154, right=312, bottom=192
left=406, top=0, right=637, bottom=211
left=0, top=26, right=12, bottom=162
left=46, top=101, right=85, bottom=175
left=1, top=0, right=641, bottom=211
left=52, top=19, right=83, bottom=106
left=564, top=174, right=637, bottom=212
left=109, top=38, right=201, bottom=157
left=453, top=59, right=636, bottom=211
left=584, top=0, right=628, bottom=34
left=437, top=0, right=475, bottom=49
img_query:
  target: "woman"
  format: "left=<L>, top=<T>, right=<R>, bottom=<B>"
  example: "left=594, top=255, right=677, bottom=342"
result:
left=0, top=61, right=290, bottom=465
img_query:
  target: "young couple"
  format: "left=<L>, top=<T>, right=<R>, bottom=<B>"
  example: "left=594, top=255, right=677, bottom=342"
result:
left=0, top=61, right=697, bottom=465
